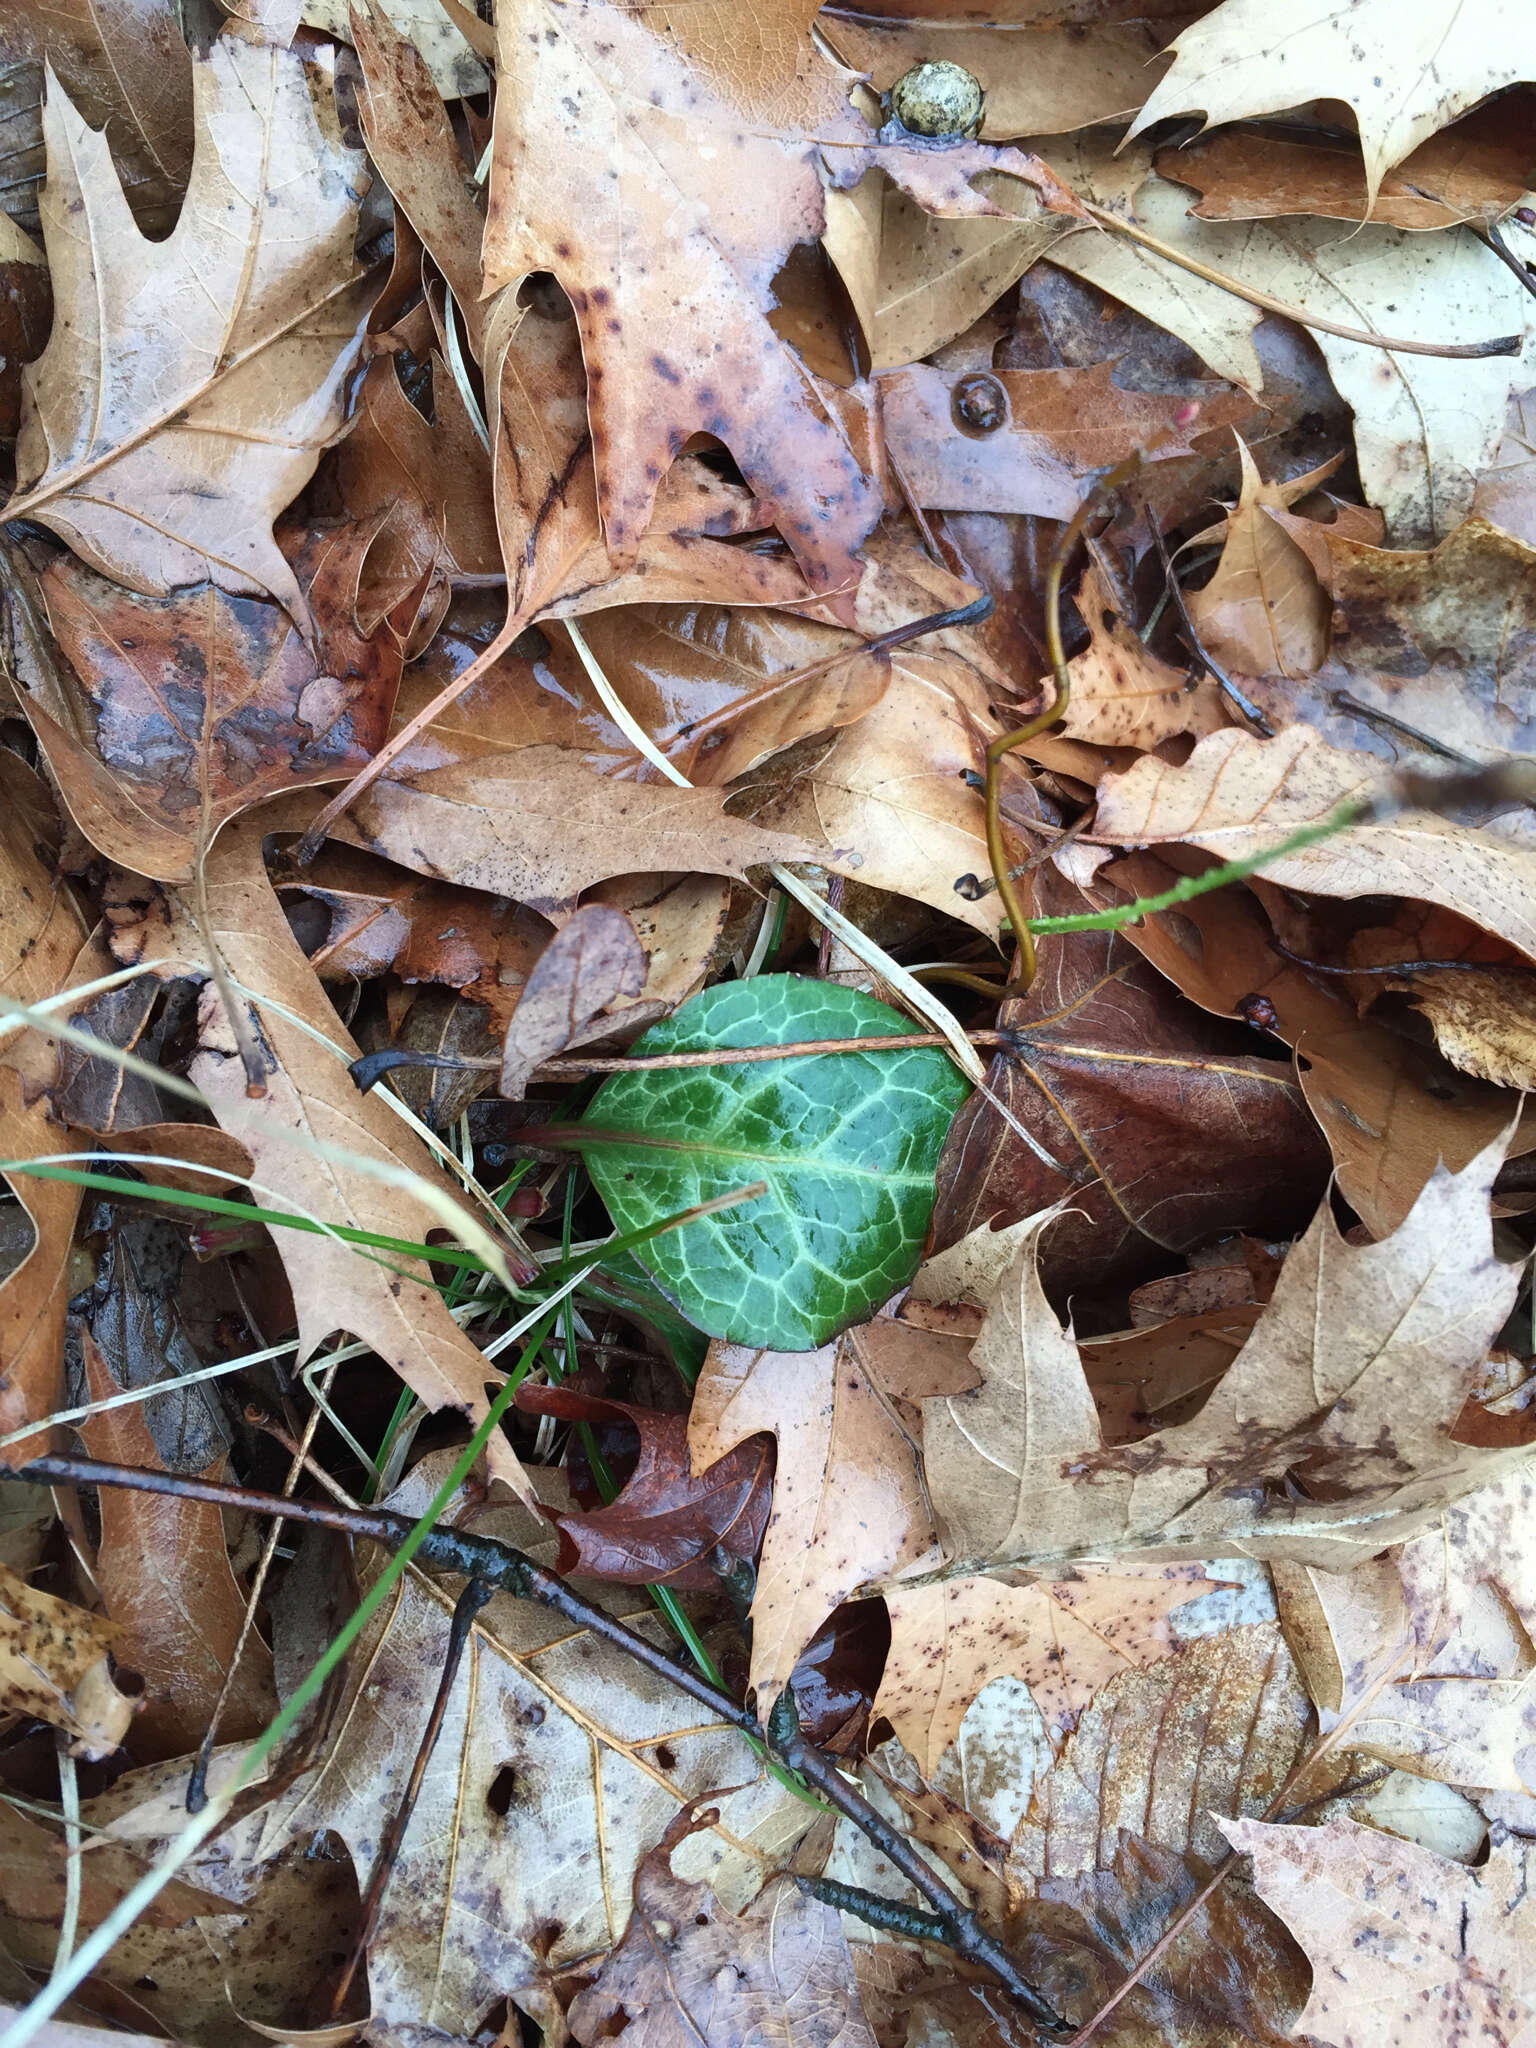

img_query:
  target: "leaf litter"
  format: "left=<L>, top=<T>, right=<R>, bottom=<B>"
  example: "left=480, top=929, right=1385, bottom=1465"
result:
left=0, top=1, right=1533, bottom=2043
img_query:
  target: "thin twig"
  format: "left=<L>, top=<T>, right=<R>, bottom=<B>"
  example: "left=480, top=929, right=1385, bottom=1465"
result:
left=2, top=1454, right=1064, bottom=2035
left=1329, top=691, right=1479, bottom=766
left=331, top=1575, right=494, bottom=2016
left=1082, top=201, right=1523, bottom=358
left=798, top=1873, right=954, bottom=1944
left=1271, top=939, right=1515, bottom=977
left=1474, top=219, right=1536, bottom=304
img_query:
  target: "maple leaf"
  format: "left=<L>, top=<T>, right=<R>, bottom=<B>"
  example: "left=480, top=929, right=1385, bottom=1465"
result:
left=916, top=1128, right=1523, bottom=1579
left=1129, top=0, right=1536, bottom=210
left=1224, top=1817, right=1536, bottom=2048
left=7, top=36, right=374, bottom=625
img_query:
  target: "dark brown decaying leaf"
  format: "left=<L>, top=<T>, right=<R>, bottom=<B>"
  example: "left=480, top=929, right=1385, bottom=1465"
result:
left=498, top=904, right=646, bottom=1098
left=517, top=1384, right=773, bottom=1587
left=79, top=1330, right=275, bottom=1762
left=17, top=524, right=412, bottom=884
left=0, top=0, right=193, bottom=238
left=570, top=1812, right=879, bottom=2048
left=932, top=869, right=1330, bottom=1309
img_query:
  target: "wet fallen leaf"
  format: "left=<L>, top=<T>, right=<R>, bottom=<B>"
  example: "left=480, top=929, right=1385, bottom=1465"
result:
left=1223, top=1817, right=1536, bottom=2048
left=498, top=903, right=646, bottom=1099
left=0, top=1559, right=133, bottom=1758
left=0, top=216, right=49, bottom=448
left=931, top=869, right=1328, bottom=1306
left=1186, top=437, right=1330, bottom=680
left=1057, top=563, right=1227, bottom=748
left=690, top=1326, right=943, bottom=1712
left=6, top=37, right=375, bottom=622
left=918, top=1129, right=1523, bottom=1577
left=571, top=1812, right=878, bottom=2048
left=19, top=524, right=412, bottom=884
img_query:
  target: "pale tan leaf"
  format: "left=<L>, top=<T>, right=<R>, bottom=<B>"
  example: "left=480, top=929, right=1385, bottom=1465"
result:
left=571, top=1821, right=878, bottom=2048
left=877, top=1564, right=1217, bottom=1775
left=1223, top=1818, right=1536, bottom=2048
left=259, top=1453, right=812, bottom=2045
left=690, top=1330, right=943, bottom=1713
left=1187, top=437, right=1330, bottom=679
left=916, top=1132, right=1523, bottom=1577
left=1058, top=562, right=1228, bottom=747
left=1090, top=723, right=1536, bottom=964
left=7, top=38, right=374, bottom=620
left=306, top=0, right=486, bottom=98
left=1401, top=967, right=1536, bottom=1092
left=1129, top=0, right=1536, bottom=209
left=0, top=1560, right=133, bottom=1759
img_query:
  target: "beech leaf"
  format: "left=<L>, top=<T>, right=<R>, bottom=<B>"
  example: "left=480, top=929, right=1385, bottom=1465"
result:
left=579, top=976, right=970, bottom=1350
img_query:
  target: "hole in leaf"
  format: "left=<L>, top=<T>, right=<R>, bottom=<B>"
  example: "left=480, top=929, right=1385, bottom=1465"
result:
left=488, top=1764, right=519, bottom=1816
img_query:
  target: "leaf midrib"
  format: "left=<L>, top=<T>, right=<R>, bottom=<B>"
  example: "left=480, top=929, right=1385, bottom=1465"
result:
left=577, top=1124, right=932, bottom=1186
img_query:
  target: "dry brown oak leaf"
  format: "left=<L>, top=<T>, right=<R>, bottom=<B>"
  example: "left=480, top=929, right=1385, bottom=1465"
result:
left=930, top=868, right=1330, bottom=1306
left=116, top=809, right=533, bottom=1499
left=1129, top=0, right=1536, bottom=209
left=1224, top=1817, right=1536, bottom=2048
left=1089, top=722, right=1536, bottom=964
left=570, top=1813, right=878, bottom=2048
left=6, top=36, right=374, bottom=628
left=915, top=1126, right=1524, bottom=1580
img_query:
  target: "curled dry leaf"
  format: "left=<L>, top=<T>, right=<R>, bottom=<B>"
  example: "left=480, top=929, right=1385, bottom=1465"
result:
left=0, top=1559, right=133, bottom=1758
left=1056, top=563, right=1227, bottom=749
left=1129, top=0, right=1536, bottom=209
left=876, top=1563, right=1218, bottom=1775
left=1090, top=722, right=1536, bottom=963
left=78, top=1329, right=276, bottom=1762
left=483, top=0, right=879, bottom=602
left=931, top=868, right=1328, bottom=1305
left=690, top=1329, right=943, bottom=1713
left=0, top=749, right=89, bottom=1461
left=497, top=903, right=646, bottom=1099
left=917, top=1129, right=1522, bottom=1578
left=570, top=1813, right=878, bottom=2048
left=1223, top=1817, right=1536, bottom=2048
left=20, top=524, right=411, bottom=885
left=514, top=1384, right=772, bottom=1588
left=259, top=1453, right=812, bottom=2045
left=7, top=37, right=375, bottom=622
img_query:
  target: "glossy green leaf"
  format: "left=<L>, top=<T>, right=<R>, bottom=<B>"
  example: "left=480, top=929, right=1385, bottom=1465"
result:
left=579, top=975, right=970, bottom=1350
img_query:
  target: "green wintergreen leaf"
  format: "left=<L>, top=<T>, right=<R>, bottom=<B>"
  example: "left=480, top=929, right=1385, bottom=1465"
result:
left=578, top=975, right=970, bottom=1351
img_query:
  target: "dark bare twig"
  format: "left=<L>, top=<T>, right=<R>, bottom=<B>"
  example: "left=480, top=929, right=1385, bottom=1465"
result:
left=5, top=1453, right=1065, bottom=2034
left=1272, top=939, right=1519, bottom=977
left=1329, top=692, right=1478, bottom=766
left=331, top=1575, right=494, bottom=2016
left=797, top=1874, right=954, bottom=1944
left=1474, top=219, right=1536, bottom=304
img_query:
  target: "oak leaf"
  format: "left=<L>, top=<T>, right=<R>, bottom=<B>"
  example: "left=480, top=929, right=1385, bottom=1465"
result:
left=917, top=1129, right=1523, bottom=1578
left=1090, top=723, right=1536, bottom=963
left=1223, top=1817, right=1536, bottom=2048
left=571, top=1814, right=878, bottom=2048
left=7, top=37, right=375, bottom=623
left=1129, top=0, right=1536, bottom=209
left=690, top=1329, right=943, bottom=1712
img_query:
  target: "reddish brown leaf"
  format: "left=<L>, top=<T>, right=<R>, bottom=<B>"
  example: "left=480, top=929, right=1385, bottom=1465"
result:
left=931, top=869, right=1330, bottom=1309
left=514, top=1385, right=772, bottom=1587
